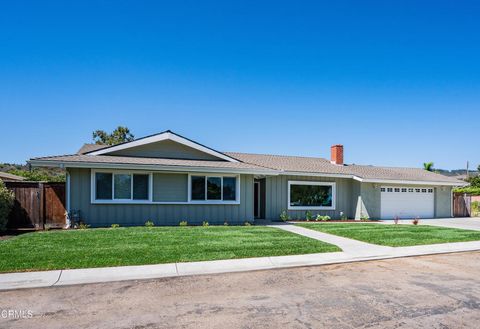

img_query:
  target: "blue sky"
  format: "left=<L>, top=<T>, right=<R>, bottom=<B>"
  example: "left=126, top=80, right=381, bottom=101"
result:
left=1, top=1, right=479, bottom=170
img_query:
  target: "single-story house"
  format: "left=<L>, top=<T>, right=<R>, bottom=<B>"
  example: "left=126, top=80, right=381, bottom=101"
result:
left=29, top=130, right=466, bottom=226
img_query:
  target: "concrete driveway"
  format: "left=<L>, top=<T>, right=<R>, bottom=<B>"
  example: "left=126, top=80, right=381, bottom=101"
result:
left=1, top=251, right=479, bottom=329
left=384, top=217, right=480, bottom=231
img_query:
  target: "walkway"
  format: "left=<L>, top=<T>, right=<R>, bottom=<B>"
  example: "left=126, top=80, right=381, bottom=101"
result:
left=268, top=223, right=393, bottom=255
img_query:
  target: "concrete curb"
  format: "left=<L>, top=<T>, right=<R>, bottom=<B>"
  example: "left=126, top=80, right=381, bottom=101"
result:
left=1, top=241, right=480, bottom=291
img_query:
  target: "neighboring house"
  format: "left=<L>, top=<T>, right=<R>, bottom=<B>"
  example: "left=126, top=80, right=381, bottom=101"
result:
left=0, top=172, right=26, bottom=182
left=29, top=130, right=466, bottom=226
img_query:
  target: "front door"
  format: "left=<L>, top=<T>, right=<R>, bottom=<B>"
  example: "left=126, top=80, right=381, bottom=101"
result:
left=254, top=181, right=261, bottom=219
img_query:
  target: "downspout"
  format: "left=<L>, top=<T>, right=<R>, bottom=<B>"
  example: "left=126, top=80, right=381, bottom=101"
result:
left=450, top=187, right=454, bottom=218
left=65, top=169, right=71, bottom=228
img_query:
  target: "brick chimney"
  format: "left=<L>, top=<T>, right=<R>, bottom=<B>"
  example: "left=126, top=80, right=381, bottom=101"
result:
left=331, top=145, right=344, bottom=165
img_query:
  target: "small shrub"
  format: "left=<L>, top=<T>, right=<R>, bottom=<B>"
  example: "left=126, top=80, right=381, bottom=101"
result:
left=78, top=222, right=90, bottom=229
left=179, top=220, right=188, bottom=226
left=244, top=221, right=252, bottom=226
left=0, top=180, right=14, bottom=231
left=145, top=220, right=155, bottom=227
left=279, top=210, right=290, bottom=221
left=202, top=221, right=209, bottom=227
left=316, top=215, right=331, bottom=221
left=223, top=221, right=229, bottom=226
left=305, top=211, right=313, bottom=221
left=111, top=223, right=120, bottom=228
left=360, top=214, right=370, bottom=221
left=412, top=217, right=420, bottom=225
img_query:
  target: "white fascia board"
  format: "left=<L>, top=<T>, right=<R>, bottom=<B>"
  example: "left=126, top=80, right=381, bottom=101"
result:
left=28, top=160, right=279, bottom=175
left=87, top=132, right=239, bottom=163
left=354, top=177, right=467, bottom=187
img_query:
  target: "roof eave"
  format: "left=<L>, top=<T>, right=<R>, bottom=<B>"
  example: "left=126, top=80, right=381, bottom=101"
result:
left=353, top=177, right=467, bottom=186
left=28, top=159, right=279, bottom=176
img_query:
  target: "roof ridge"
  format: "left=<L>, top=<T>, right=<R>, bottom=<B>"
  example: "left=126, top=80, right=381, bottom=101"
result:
left=224, top=151, right=329, bottom=161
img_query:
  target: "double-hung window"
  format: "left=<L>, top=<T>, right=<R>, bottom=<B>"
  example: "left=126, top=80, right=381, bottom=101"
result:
left=93, top=171, right=151, bottom=203
left=190, top=175, right=239, bottom=203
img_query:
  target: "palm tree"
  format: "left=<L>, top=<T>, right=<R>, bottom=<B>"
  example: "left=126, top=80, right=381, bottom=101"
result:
left=423, top=162, right=434, bottom=172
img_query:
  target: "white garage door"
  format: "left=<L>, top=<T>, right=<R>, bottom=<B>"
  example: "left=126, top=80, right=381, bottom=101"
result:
left=380, top=186, right=434, bottom=219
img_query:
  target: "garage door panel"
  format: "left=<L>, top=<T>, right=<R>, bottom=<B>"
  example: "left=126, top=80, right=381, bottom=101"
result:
left=381, top=187, right=434, bottom=219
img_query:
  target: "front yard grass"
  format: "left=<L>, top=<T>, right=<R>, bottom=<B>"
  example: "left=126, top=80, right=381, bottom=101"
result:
left=0, top=226, right=340, bottom=273
left=296, top=223, right=480, bottom=247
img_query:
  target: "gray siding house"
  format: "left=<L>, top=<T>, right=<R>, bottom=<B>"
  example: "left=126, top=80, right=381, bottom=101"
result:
left=30, top=130, right=464, bottom=227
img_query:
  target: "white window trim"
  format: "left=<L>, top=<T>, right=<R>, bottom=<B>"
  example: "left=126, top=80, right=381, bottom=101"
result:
left=287, top=181, right=336, bottom=211
left=90, top=170, right=240, bottom=205
left=187, top=173, right=241, bottom=205
left=91, top=169, right=153, bottom=204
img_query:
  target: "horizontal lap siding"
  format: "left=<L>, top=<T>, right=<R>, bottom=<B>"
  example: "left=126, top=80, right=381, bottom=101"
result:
left=68, top=168, right=253, bottom=227
left=265, top=175, right=353, bottom=220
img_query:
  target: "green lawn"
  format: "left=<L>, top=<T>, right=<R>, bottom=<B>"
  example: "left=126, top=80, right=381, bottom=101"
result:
left=296, top=223, right=480, bottom=247
left=0, top=226, right=340, bottom=273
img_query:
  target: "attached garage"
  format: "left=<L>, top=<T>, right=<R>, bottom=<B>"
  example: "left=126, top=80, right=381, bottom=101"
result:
left=380, top=186, right=434, bottom=219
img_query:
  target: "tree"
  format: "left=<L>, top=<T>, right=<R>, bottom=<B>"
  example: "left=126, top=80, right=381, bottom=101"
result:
left=0, top=180, right=14, bottom=231
left=478, top=164, right=480, bottom=172
left=92, top=126, right=134, bottom=145
left=423, top=162, right=434, bottom=172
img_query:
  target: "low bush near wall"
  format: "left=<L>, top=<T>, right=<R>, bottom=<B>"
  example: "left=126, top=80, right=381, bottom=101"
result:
left=0, top=181, right=14, bottom=231
left=472, top=201, right=480, bottom=217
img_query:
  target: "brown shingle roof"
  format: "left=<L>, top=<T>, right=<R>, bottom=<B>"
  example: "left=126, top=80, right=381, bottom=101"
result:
left=32, top=145, right=464, bottom=184
left=30, top=154, right=274, bottom=173
left=77, top=144, right=109, bottom=154
left=225, top=152, right=464, bottom=184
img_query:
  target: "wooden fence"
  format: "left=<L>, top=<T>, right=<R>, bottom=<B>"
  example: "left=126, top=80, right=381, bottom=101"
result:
left=453, top=193, right=471, bottom=217
left=5, top=181, right=66, bottom=230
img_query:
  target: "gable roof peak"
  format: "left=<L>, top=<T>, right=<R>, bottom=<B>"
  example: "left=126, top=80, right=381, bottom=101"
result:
left=85, top=130, right=240, bottom=163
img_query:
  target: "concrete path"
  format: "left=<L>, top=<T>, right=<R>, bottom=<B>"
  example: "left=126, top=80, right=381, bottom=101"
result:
left=268, top=223, right=393, bottom=255
left=2, top=223, right=480, bottom=291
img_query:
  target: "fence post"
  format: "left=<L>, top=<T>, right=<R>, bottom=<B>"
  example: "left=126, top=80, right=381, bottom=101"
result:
left=39, top=182, right=45, bottom=230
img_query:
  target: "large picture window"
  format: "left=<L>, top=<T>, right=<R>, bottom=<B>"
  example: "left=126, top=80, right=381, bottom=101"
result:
left=189, top=175, right=239, bottom=203
left=93, top=171, right=151, bottom=203
left=92, top=171, right=239, bottom=204
left=288, top=181, right=336, bottom=210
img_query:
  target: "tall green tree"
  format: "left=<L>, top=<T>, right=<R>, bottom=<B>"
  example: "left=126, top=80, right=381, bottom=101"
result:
left=423, top=162, right=434, bottom=171
left=92, top=126, right=134, bottom=145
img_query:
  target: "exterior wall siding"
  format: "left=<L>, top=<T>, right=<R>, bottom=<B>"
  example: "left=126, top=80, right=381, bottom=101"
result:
left=358, top=183, right=381, bottom=219
left=435, top=186, right=452, bottom=217
left=68, top=168, right=253, bottom=227
left=264, top=175, right=354, bottom=220
left=108, top=139, right=221, bottom=160
left=153, top=173, right=188, bottom=202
